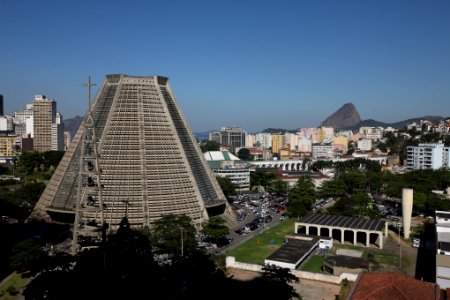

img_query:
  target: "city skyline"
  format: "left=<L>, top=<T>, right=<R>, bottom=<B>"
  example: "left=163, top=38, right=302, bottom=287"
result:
left=1, top=0, right=450, bottom=133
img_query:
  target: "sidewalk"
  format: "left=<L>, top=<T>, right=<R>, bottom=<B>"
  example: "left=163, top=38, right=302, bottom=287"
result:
left=0, top=272, right=16, bottom=287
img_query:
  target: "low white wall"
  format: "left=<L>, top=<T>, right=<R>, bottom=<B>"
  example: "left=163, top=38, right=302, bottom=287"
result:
left=226, top=256, right=358, bottom=284
left=265, top=259, right=296, bottom=270
left=226, top=256, right=263, bottom=272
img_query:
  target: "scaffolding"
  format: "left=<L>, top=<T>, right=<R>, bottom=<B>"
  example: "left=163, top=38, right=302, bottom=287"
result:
left=72, top=77, right=105, bottom=253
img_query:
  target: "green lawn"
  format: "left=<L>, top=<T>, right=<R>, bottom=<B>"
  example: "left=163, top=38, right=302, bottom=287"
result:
left=0, top=273, right=26, bottom=300
left=300, top=255, right=324, bottom=272
left=332, top=242, right=409, bottom=269
left=226, top=218, right=296, bottom=265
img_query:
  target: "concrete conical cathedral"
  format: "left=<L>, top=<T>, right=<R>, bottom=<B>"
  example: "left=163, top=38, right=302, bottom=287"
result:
left=32, top=74, right=232, bottom=230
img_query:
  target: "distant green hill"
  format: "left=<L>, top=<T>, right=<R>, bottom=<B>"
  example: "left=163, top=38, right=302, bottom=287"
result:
left=346, top=115, right=445, bottom=131
left=261, top=128, right=298, bottom=134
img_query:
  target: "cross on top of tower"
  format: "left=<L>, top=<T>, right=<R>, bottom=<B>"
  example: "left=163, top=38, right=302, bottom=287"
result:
left=83, top=76, right=97, bottom=112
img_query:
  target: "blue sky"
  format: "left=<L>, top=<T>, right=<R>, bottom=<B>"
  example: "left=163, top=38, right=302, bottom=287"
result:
left=1, top=0, right=449, bottom=133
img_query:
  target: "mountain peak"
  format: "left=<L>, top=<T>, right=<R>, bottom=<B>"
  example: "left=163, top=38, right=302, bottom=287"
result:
left=321, top=103, right=361, bottom=130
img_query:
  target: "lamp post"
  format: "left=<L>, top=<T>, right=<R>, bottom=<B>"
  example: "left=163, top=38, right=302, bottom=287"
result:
left=180, top=228, right=184, bottom=258
left=398, top=218, right=402, bottom=270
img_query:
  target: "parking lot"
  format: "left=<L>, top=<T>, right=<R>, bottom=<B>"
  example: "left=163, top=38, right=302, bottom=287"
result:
left=231, top=192, right=287, bottom=235
left=202, top=192, right=288, bottom=254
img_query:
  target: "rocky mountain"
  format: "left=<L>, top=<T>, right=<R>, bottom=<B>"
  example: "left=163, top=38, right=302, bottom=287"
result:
left=321, top=103, right=361, bottom=130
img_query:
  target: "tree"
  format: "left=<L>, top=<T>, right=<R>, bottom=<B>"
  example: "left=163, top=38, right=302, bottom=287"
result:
left=202, top=217, right=229, bottom=245
left=9, top=239, right=47, bottom=275
left=105, top=217, right=155, bottom=277
left=22, top=222, right=156, bottom=300
left=301, top=157, right=311, bottom=171
left=351, top=192, right=372, bottom=218
left=288, top=177, right=316, bottom=218
left=200, top=140, right=220, bottom=153
left=339, top=171, right=367, bottom=194
left=260, top=264, right=300, bottom=300
left=152, top=214, right=197, bottom=258
left=310, top=160, right=333, bottom=172
left=271, top=179, right=289, bottom=195
left=317, top=178, right=346, bottom=198
left=328, top=196, right=360, bottom=217
left=328, top=192, right=378, bottom=219
left=215, top=176, right=237, bottom=199
left=237, top=148, right=253, bottom=161
left=250, top=170, right=277, bottom=188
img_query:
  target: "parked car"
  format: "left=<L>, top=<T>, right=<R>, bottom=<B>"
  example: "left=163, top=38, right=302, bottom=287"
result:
left=412, top=238, right=422, bottom=248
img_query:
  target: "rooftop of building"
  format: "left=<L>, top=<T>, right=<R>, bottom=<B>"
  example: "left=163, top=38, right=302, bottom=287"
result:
left=204, top=150, right=240, bottom=161
left=436, top=211, right=450, bottom=219
left=266, top=234, right=329, bottom=265
left=298, top=214, right=386, bottom=231
left=204, top=151, right=254, bottom=169
left=350, top=272, right=438, bottom=300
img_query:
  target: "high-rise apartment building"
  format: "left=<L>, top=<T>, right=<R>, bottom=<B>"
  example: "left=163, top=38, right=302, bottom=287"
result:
left=283, top=133, right=299, bottom=151
left=333, top=135, right=348, bottom=154
left=245, top=133, right=256, bottom=148
left=313, top=127, right=334, bottom=144
left=63, top=131, right=71, bottom=150
left=271, top=134, right=283, bottom=154
left=407, top=142, right=450, bottom=170
left=298, top=138, right=312, bottom=154
left=312, top=143, right=333, bottom=159
left=209, top=131, right=221, bottom=143
left=32, top=74, right=233, bottom=230
left=0, top=136, right=15, bottom=157
left=51, top=112, right=64, bottom=151
left=220, top=126, right=246, bottom=150
left=33, top=95, right=56, bottom=152
left=255, top=132, right=272, bottom=149
left=0, top=116, right=14, bottom=133
left=14, top=104, right=34, bottom=137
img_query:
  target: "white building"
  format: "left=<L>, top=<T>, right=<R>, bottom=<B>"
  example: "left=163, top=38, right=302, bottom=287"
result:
left=204, top=150, right=251, bottom=191
left=245, top=133, right=256, bottom=148
left=407, top=142, right=450, bottom=170
left=359, top=127, right=383, bottom=140
left=298, top=138, right=312, bottom=153
left=298, top=128, right=314, bottom=140
left=255, top=132, right=272, bottom=149
left=14, top=105, right=34, bottom=137
left=336, top=130, right=354, bottom=138
left=436, top=211, right=450, bottom=289
left=51, top=112, right=65, bottom=151
left=312, top=143, right=333, bottom=159
left=220, top=126, right=246, bottom=150
left=283, top=133, right=300, bottom=151
left=0, top=116, right=14, bottom=132
left=407, top=122, right=421, bottom=131
left=313, top=127, right=334, bottom=144
left=357, top=139, right=372, bottom=151
left=209, top=131, right=220, bottom=143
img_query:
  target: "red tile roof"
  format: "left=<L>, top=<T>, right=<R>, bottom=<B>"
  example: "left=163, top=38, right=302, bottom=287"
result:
left=350, top=272, right=437, bottom=300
